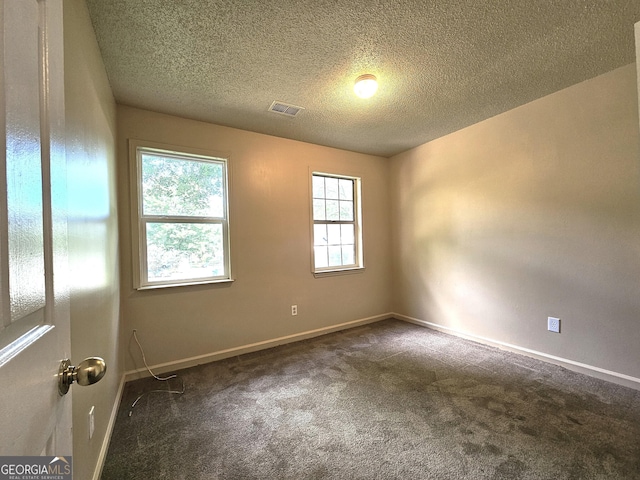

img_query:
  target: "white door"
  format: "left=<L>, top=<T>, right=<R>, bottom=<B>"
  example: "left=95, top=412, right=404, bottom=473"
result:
left=0, top=0, right=72, bottom=456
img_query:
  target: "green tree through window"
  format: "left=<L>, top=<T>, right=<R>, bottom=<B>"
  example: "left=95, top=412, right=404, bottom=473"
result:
left=134, top=146, right=231, bottom=288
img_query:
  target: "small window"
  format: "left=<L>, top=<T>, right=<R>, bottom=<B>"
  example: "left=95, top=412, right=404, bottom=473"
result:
left=311, top=172, right=363, bottom=274
left=132, top=144, right=231, bottom=289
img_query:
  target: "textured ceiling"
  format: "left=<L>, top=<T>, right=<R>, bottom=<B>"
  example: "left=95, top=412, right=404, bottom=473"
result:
left=85, top=0, right=640, bottom=157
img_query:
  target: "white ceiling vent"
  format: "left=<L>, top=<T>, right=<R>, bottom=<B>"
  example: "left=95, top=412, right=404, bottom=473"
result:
left=268, top=101, right=305, bottom=117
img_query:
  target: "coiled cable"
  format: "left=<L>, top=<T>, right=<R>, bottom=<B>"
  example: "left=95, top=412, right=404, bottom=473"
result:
left=129, top=329, right=185, bottom=416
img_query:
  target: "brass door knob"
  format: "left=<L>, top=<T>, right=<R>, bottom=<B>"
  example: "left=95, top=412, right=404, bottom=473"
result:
left=58, top=357, right=106, bottom=395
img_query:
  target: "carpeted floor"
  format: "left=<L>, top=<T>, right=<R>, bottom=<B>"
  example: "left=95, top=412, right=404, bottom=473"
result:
left=101, top=319, right=640, bottom=479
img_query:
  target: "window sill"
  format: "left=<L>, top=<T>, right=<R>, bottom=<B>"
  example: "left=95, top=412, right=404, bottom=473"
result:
left=136, top=278, right=235, bottom=291
left=313, top=267, right=364, bottom=278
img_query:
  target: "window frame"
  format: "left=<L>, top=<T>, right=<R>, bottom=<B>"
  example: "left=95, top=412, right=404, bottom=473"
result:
left=310, top=171, right=364, bottom=276
left=129, top=140, right=232, bottom=290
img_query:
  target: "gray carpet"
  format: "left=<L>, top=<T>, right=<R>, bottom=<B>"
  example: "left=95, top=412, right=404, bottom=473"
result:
left=101, top=319, right=640, bottom=479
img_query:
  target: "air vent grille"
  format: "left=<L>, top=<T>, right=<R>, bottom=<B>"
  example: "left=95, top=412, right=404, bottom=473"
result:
left=269, top=101, right=304, bottom=117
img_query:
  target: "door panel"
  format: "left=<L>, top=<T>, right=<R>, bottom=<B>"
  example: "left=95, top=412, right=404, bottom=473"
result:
left=6, top=0, right=46, bottom=324
left=0, top=0, right=71, bottom=456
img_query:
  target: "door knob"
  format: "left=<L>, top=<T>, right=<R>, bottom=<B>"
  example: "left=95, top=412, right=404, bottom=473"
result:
left=58, top=357, right=107, bottom=395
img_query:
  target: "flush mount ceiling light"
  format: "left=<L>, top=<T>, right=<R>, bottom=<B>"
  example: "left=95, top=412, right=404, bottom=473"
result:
left=354, top=74, right=378, bottom=99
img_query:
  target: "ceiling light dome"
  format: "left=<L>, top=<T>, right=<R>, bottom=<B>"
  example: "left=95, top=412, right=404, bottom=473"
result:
left=354, top=74, right=378, bottom=99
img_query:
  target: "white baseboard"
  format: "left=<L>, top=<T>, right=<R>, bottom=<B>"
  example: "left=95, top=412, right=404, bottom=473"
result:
left=125, top=313, right=393, bottom=381
left=92, top=373, right=126, bottom=480
left=395, top=313, right=640, bottom=391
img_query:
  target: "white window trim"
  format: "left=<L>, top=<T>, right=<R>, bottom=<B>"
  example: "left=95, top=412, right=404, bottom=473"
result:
left=129, top=139, right=233, bottom=290
left=310, top=171, right=364, bottom=277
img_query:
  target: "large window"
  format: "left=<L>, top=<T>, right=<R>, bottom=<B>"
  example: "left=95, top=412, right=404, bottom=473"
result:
left=132, top=143, right=231, bottom=289
left=312, top=172, right=363, bottom=274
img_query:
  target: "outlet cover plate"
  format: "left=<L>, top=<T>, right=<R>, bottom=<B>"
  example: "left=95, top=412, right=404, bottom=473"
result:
left=548, top=317, right=561, bottom=333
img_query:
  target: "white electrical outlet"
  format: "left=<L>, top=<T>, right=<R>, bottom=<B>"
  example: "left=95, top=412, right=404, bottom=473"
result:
left=291, top=305, right=298, bottom=316
left=548, top=317, right=561, bottom=333
left=88, top=406, right=95, bottom=440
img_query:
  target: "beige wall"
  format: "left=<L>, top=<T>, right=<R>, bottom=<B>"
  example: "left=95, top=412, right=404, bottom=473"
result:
left=117, top=106, right=392, bottom=372
left=390, top=63, right=640, bottom=385
left=64, top=1, right=120, bottom=479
